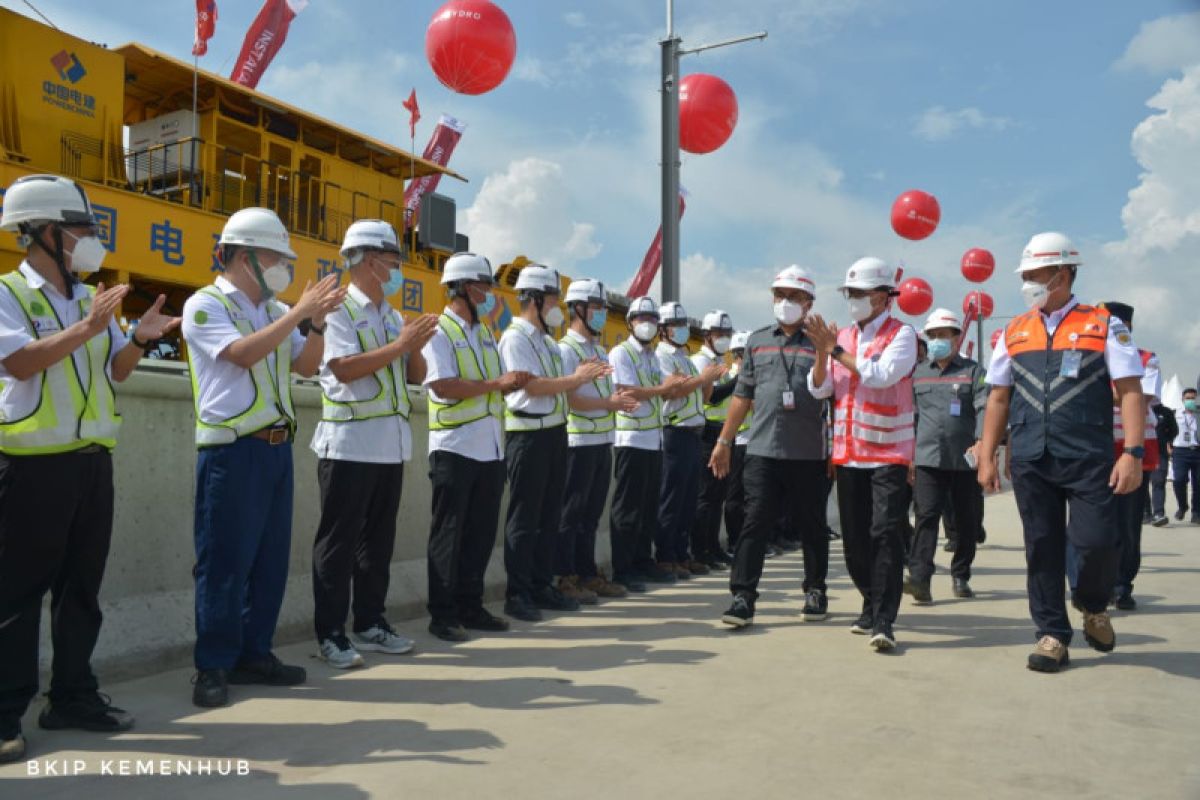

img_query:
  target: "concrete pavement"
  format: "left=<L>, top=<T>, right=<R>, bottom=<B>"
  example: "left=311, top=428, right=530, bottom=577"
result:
left=3, top=491, right=1199, bottom=799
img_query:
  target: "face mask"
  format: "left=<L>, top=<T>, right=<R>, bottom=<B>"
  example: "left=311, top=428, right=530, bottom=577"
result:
left=927, top=338, right=953, bottom=361
left=1021, top=271, right=1060, bottom=310
left=263, top=263, right=292, bottom=294
left=64, top=230, right=106, bottom=274
left=1186, top=399, right=1197, bottom=412
left=587, top=308, right=607, bottom=333
left=543, top=304, right=565, bottom=328
left=847, top=296, right=874, bottom=322
left=773, top=299, right=804, bottom=326
left=381, top=267, right=404, bottom=296
left=475, top=290, right=496, bottom=317
left=633, top=321, right=657, bottom=342
left=669, top=326, right=689, bottom=346
left=712, top=336, right=731, bottom=355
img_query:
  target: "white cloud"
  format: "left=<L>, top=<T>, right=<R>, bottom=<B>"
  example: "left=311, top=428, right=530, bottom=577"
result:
left=563, top=11, right=587, bottom=29
left=913, top=106, right=1013, bottom=142
left=1114, top=12, right=1200, bottom=74
left=460, top=157, right=602, bottom=270
left=512, top=57, right=553, bottom=87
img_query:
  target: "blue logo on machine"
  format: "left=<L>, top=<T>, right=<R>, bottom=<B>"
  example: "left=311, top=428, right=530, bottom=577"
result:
left=43, top=50, right=96, bottom=118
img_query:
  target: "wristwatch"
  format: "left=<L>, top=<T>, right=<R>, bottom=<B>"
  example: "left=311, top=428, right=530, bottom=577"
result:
left=130, top=331, right=153, bottom=350
left=1123, top=445, right=1145, bottom=459
left=831, top=345, right=846, bottom=358
left=299, top=319, right=326, bottom=336
left=716, top=437, right=733, bottom=449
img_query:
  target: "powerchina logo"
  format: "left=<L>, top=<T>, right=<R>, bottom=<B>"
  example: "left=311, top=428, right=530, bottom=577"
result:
left=50, top=49, right=87, bottom=83
left=43, top=49, right=96, bottom=118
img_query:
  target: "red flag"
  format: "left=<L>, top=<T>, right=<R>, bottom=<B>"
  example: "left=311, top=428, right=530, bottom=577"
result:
left=402, top=89, right=421, bottom=139
left=192, top=0, right=218, bottom=57
left=627, top=189, right=687, bottom=299
left=229, top=0, right=307, bottom=89
left=403, top=114, right=466, bottom=229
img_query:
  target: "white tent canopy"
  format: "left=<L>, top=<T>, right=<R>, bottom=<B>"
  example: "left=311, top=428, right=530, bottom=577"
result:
left=1162, top=374, right=1185, bottom=410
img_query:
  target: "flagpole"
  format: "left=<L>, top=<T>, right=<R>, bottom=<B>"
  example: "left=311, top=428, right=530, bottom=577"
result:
left=190, top=52, right=199, bottom=205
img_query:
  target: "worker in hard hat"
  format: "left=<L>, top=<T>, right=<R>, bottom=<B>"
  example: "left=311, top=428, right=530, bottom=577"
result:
left=903, top=308, right=986, bottom=606
left=806, top=257, right=919, bottom=652
left=422, top=253, right=532, bottom=642
left=721, top=331, right=754, bottom=556
left=655, top=301, right=727, bottom=579
left=0, top=174, right=180, bottom=762
left=608, top=296, right=688, bottom=592
left=183, top=207, right=346, bottom=708
left=497, top=264, right=611, bottom=621
left=556, top=279, right=639, bottom=601
left=691, top=310, right=741, bottom=570
left=978, top=232, right=1145, bottom=673
left=712, top=266, right=832, bottom=628
left=308, top=220, right=440, bottom=669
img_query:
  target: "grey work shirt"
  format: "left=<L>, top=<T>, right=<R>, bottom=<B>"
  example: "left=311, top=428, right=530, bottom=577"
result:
left=734, top=324, right=826, bottom=460
left=912, top=355, right=987, bottom=471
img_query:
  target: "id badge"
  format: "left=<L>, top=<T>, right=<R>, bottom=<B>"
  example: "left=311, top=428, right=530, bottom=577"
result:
left=949, top=399, right=962, bottom=417
left=781, top=390, right=796, bottom=410
left=1060, top=350, right=1082, bottom=379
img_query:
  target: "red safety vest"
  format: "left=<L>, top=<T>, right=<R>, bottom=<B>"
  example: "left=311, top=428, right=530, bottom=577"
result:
left=831, top=315, right=915, bottom=466
left=1112, top=349, right=1158, bottom=471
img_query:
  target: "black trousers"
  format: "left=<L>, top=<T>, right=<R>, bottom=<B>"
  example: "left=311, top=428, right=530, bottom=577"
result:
left=658, top=426, right=702, bottom=563
left=1115, top=472, right=1150, bottom=595
left=1010, top=454, right=1117, bottom=644
left=557, top=444, right=612, bottom=578
left=909, top=467, right=980, bottom=583
left=723, top=444, right=748, bottom=550
left=312, top=459, right=404, bottom=642
left=504, top=427, right=568, bottom=599
left=692, top=425, right=729, bottom=560
left=836, top=465, right=909, bottom=626
left=1172, top=446, right=1200, bottom=513
left=0, top=450, right=113, bottom=723
left=427, top=450, right=505, bottom=624
left=610, top=446, right=662, bottom=579
left=1150, top=449, right=1169, bottom=517
left=730, top=457, right=829, bottom=602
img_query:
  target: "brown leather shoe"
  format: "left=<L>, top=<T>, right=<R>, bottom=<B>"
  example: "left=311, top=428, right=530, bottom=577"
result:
left=1027, top=636, right=1070, bottom=673
left=580, top=575, right=627, bottom=598
left=556, top=576, right=598, bottom=605
left=1082, top=610, right=1116, bottom=652
left=686, top=559, right=711, bottom=575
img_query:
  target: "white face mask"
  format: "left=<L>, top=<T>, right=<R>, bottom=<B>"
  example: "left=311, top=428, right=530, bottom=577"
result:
left=633, top=321, right=658, bottom=342
left=64, top=231, right=106, bottom=274
left=543, top=304, right=565, bottom=328
left=712, top=336, right=731, bottom=355
left=263, top=263, right=293, bottom=294
left=1020, top=273, right=1062, bottom=310
left=773, top=299, right=805, bottom=326
left=848, top=296, right=874, bottom=322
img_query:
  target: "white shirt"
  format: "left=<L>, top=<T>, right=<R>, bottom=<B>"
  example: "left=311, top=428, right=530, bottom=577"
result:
left=610, top=336, right=662, bottom=451
left=310, top=284, right=412, bottom=464
left=658, top=341, right=704, bottom=428
left=421, top=305, right=503, bottom=462
left=1175, top=409, right=1198, bottom=448
left=559, top=328, right=615, bottom=448
left=499, top=317, right=560, bottom=416
left=182, top=276, right=307, bottom=426
left=985, top=296, right=1144, bottom=386
left=0, top=262, right=127, bottom=422
left=1141, top=353, right=1161, bottom=400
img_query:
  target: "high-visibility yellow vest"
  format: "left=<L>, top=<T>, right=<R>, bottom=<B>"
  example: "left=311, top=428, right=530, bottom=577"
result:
left=428, top=313, right=503, bottom=431
left=320, top=294, right=411, bottom=423
left=188, top=285, right=295, bottom=447
left=664, top=348, right=702, bottom=426
left=615, top=340, right=663, bottom=432
left=560, top=334, right=615, bottom=435
left=703, top=367, right=734, bottom=424
left=504, top=322, right=566, bottom=432
left=0, top=271, right=121, bottom=454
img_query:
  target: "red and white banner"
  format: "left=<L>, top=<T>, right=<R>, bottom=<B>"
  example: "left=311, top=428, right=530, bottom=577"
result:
left=230, top=0, right=307, bottom=89
left=627, top=188, right=687, bottom=299
left=403, top=114, right=467, bottom=229
left=192, top=0, right=218, bottom=57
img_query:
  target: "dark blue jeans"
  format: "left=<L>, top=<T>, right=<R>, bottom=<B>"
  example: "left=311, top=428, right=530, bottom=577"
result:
left=657, top=426, right=702, bottom=563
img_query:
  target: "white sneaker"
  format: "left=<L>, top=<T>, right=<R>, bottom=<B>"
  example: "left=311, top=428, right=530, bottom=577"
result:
left=351, top=622, right=414, bottom=655
left=318, top=636, right=364, bottom=669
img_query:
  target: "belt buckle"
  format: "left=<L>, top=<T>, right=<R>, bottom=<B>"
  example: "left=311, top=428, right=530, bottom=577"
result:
left=268, top=427, right=289, bottom=445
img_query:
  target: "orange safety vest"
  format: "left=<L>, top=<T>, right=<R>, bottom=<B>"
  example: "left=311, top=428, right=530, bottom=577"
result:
left=831, top=315, right=915, bottom=466
left=1112, top=349, right=1157, bottom=471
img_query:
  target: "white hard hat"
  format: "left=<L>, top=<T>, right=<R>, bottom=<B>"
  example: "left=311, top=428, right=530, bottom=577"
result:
left=771, top=265, right=815, bottom=295
left=701, top=309, right=733, bottom=332
left=1017, top=231, right=1082, bottom=273
left=923, top=307, right=962, bottom=333
left=219, top=208, right=297, bottom=259
left=730, top=330, right=750, bottom=351
left=626, top=295, right=659, bottom=322
left=565, top=278, right=606, bottom=305
left=341, top=219, right=401, bottom=257
left=659, top=301, right=688, bottom=326
left=441, top=252, right=495, bottom=285
left=840, top=256, right=898, bottom=291
left=0, top=174, right=95, bottom=231
left=514, top=263, right=561, bottom=294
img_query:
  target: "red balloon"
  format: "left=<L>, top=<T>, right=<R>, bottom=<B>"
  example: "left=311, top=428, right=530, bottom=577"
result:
left=890, top=190, right=941, bottom=240
left=990, top=328, right=1004, bottom=349
left=426, top=0, right=516, bottom=96
left=961, top=248, right=995, bottom=283
left=679, top=74, right=739, bottom=154
left=963, top=290, right=994, bottom=319
left=896, top=278, right=934, bottom=316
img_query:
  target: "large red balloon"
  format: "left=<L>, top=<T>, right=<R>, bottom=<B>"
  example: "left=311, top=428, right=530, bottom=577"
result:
left=679, top=74, right=738, bottom=154
left=963, top=290, right=994, bottom=319
left=896, top=278, right=934, bottom=316
left=890, top=190, right=941, bottom=240
left=961, top=248, right=995, bottom=283
left=426, top=0, right=516, bottom=96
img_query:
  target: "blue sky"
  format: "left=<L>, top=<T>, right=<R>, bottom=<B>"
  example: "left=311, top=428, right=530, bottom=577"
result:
left=7, top=0, right=1200, bottom=384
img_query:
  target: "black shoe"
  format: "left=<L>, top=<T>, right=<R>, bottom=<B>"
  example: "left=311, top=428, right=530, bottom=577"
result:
left=849, top=612, right=873, bottom=635
left=1175, top=508, right=1186, bottom=521
left=39, top=692, right=134, bottom=732
left=228, top=654, right=306, bottom=686
left=801, top=589, right=828, bottom=621
left=429, top=620, right=470, bottom=642
left=1142, top=512, right=1153, bottom=524
left=1151, top=514, right=1169, bottom=527
left=191, top=669, right=229, bottom=708
left=504, top=595, right=544, bottom=622
left=943, top=539, right=957, bottom=553
left=826, top=526, right=841, bottom=541
left=1114, top=592, right=1137, bottom=611
left=0, top=718, right=25, bottom=764
left=903, top=575, right=933, bottom=605
left=869, top=622, right=897, bottom=652
left=705, top=558, right=730, bottom=572
left=976, top=527, right=987, bottom=544
left=460, top=608, right=510, bottom=632
left=764, top=544, right=781, bottom=560
left=613, top=573, right=648, bottom=593
left=721, top=595, right=754, bottom=628
left=953, top=579, right=975, bottom=599
left=642, top=564, right=677, bottom=584
left=531, top=586, right=581, bottom=612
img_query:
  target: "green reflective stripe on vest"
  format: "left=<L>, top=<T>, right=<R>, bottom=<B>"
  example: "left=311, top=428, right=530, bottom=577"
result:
left=321, top=295, right=412, bottom=422
left=739, top=408, right=753, bottom=434
left=666, top=352, right=702, bottom=426
left=615, top=340, right=662, bottom=432
left=504, top=323, right=566, bottom=432
left=561, top=335, right=615, bottom=435
left=428, top=313, right=503, bottom=431
left=0, top=272, right=121, bottom=455
left=188, top=285, right=295, bottom=447
left=704, top=371, right=734, bottom=423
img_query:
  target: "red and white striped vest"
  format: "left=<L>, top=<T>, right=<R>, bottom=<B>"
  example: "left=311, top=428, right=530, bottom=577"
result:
left=831, top=315, right=915, bottom=466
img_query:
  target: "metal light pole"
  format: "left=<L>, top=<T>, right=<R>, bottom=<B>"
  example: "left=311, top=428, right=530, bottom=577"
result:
left=660, top=0, right=765, bottom=303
